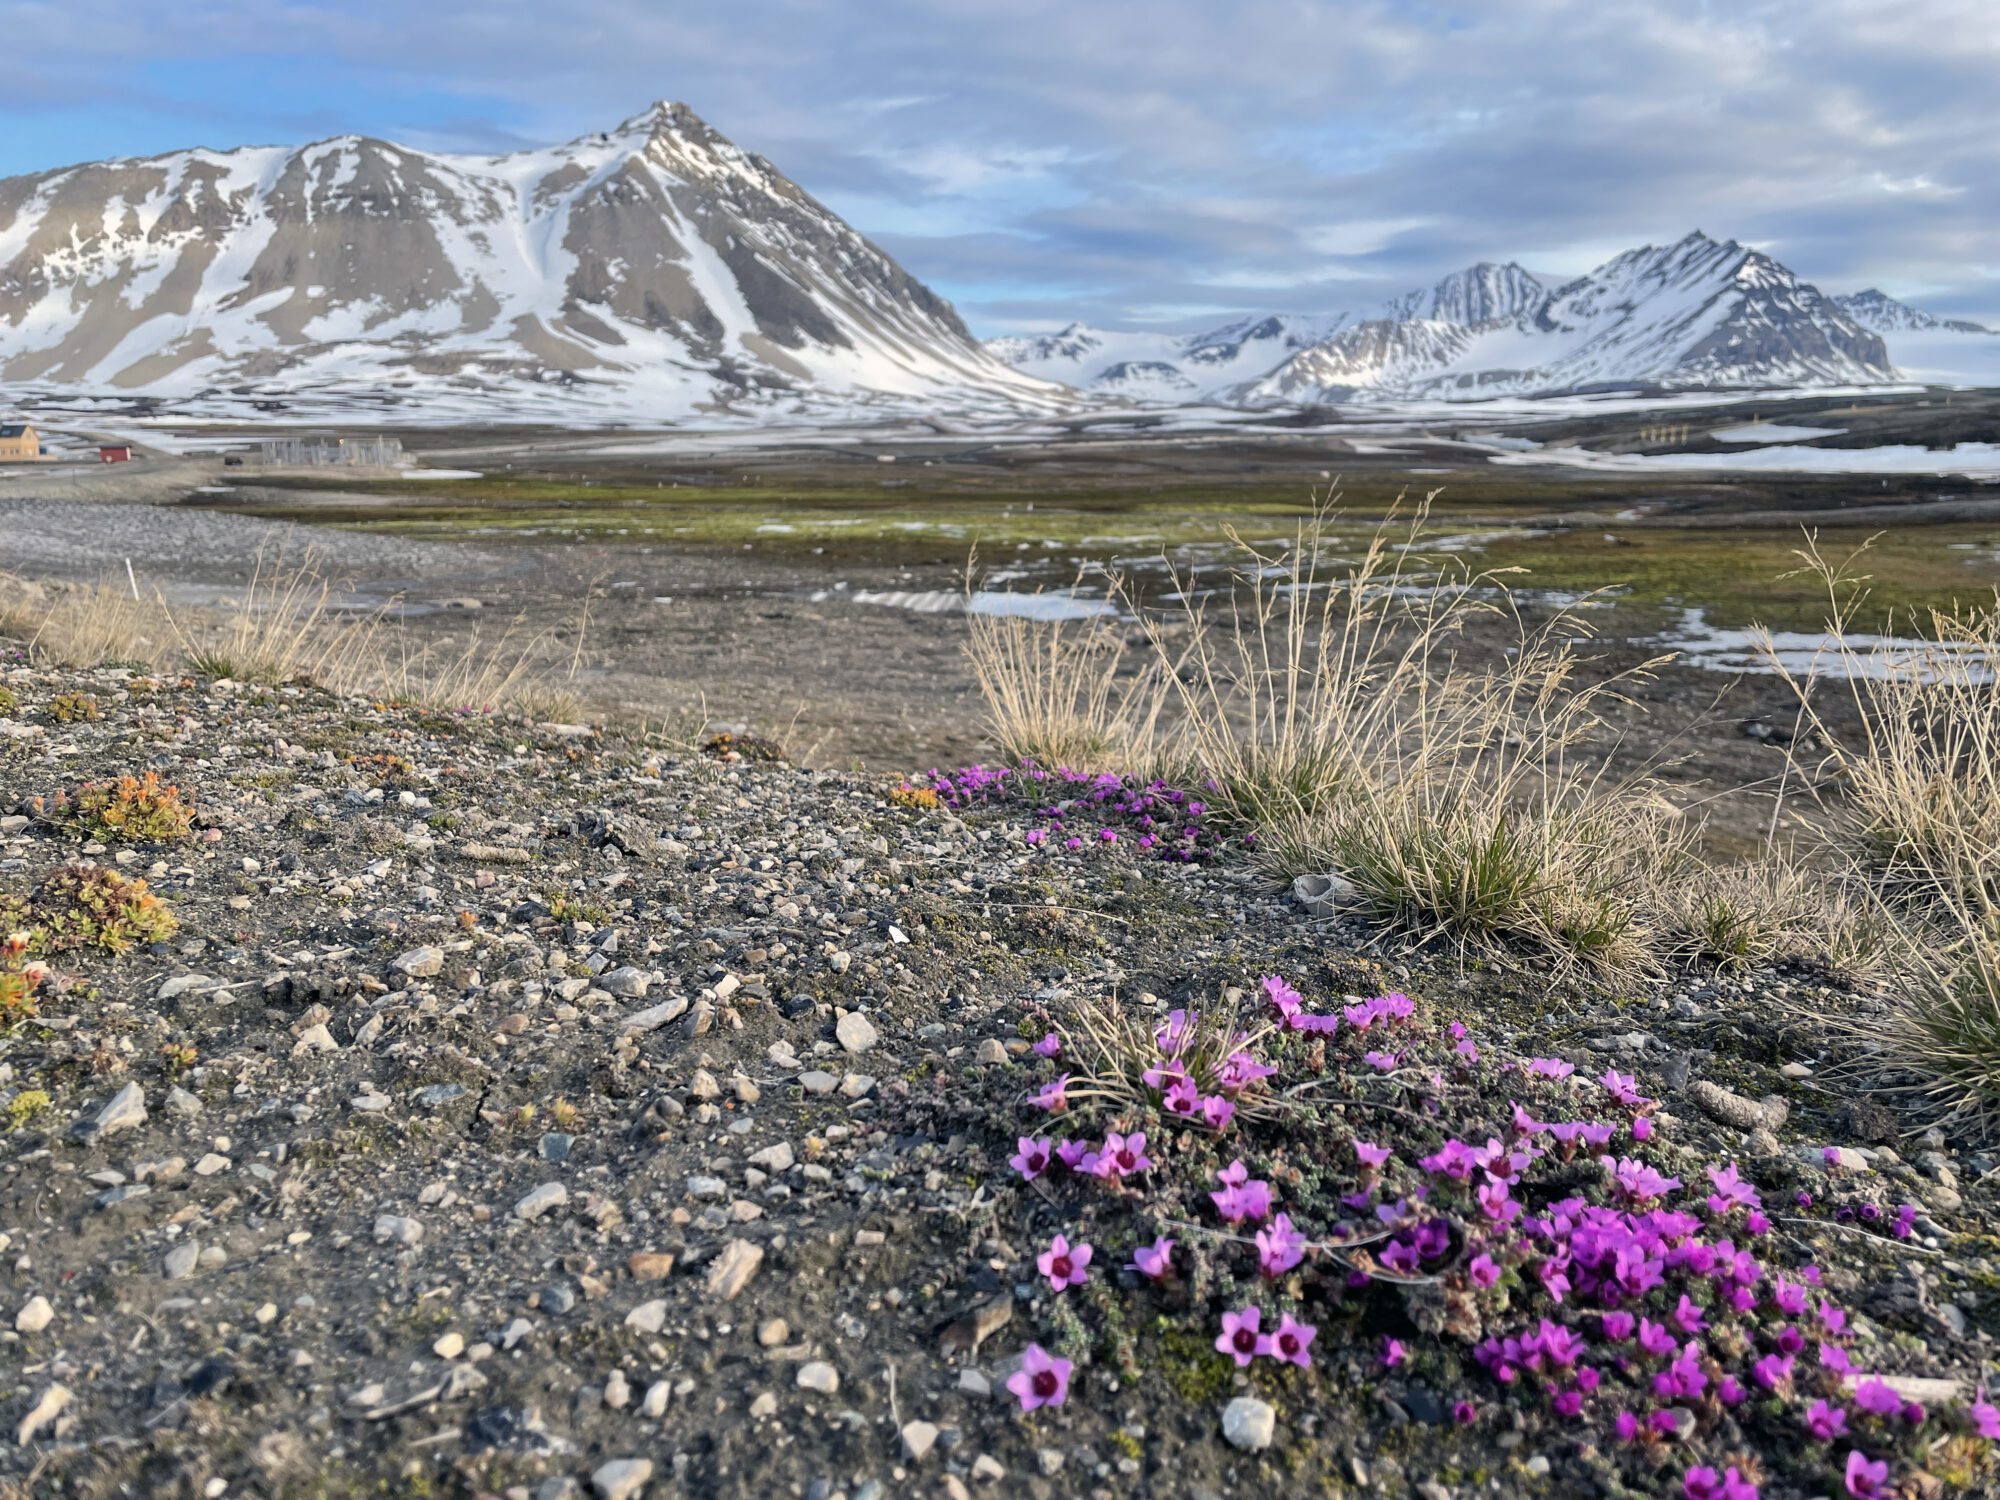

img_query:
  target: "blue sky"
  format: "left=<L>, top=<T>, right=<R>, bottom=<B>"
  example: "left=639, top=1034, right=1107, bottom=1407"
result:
left=3, top=0, right=1996, bottom=334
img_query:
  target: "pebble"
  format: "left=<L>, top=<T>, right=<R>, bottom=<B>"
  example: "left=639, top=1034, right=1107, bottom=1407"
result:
left=625, top=1300, right=668, bottom=1334
left=16, top=1295, right=53, bottom=1334
left=433, top=1331, right=465, bottom=1359
left=393, top=945, right=445, bottom=977
left=72, top=1081, right=147, bottom=1140
left=590, top=1458, right=652, bottom=1500
left=164, top=1242, right=200, bottom=1280
left=1222, top=1395, right=1276, bottom=1451
left=705, top=1238, right=764, bottom=1300
left=603, top=1369, right=631, bottom=1409
left=836, top=1012, right=879, bottom=1054
left=901, top=1419, right=940, bottom=1461
left=374, top=1214, right=424, bottom=1246
left=757, top=1318, right=791, bottom=1347
left=15, top=1383, right=70, bottom=1446
left=797, top=1361, right=840, bottom=1394
left=513, top=1182, right=569, bottom=1220
left=599, top=966, right=650, bottom=997
left=642, top=1380, right=670, bottom=1418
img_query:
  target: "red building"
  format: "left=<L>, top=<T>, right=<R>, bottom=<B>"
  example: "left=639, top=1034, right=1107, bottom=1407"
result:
left=98, top=445, right=132, bottom=463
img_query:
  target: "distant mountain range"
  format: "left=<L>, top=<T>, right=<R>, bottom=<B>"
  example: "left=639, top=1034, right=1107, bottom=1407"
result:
left=0, top=102, right=1062, bottom=420
left=2, top=103, right=1994, bottom=424
left=990, top=233, right=2000, bottom=404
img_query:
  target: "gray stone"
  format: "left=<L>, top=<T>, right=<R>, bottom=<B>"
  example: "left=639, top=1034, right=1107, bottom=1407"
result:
left=163, top=1242, right=200, bottom=1280
left=374, top=1214, right=424, bottom=1246
left=72, top=1082, right=146, bottom=1140
left=1222, top=1395, right=1276, bottom=1452
left=393, top=945, right=445, bottom=978
left=625, top=1299, right=667, bottom=1334
left=600, top=966, right=650, bottom=998
left=1291, top=871, right=1358, bottom=917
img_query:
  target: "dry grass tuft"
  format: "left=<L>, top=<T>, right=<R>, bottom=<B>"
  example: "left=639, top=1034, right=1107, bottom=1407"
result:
left=2, top=551, right=587, bottom=721
left=1757, top=537, right=2000, bottom=1132
left=962, top=587, right=1167, bottom=772
left=1132, top=498, right=1683, bottom=976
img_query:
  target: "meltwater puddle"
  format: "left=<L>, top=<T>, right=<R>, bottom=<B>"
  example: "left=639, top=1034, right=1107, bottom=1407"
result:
left=1653, top=608, right=1996, bottom=680
left=808, top=584, right=1117, bottom=620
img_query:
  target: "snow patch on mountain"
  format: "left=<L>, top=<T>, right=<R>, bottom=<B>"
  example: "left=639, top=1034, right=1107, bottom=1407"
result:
left=0, top=103, right=1067, bottom=421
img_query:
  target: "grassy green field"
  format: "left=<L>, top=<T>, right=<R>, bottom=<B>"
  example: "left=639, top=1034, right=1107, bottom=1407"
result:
left=209, top=469, right=2000, bottom=632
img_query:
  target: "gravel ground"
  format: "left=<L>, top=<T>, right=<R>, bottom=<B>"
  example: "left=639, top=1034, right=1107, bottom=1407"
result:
left=0, top=500, right=514, bottom=591
left=0, top=662, right=1993, bottom=1500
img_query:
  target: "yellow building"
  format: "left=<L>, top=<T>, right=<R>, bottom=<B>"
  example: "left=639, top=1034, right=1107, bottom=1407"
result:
left=0, top=423, right=40, bottom=462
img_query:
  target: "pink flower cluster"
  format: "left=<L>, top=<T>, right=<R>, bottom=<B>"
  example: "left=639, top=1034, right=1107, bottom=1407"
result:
left=997, top=973, right=1997, bottom=1498
left=925, top=762, right=1233, bottom=862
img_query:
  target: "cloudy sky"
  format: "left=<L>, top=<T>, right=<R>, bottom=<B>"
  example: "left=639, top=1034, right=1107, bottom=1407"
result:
left=3, top=0, right=1996, bottom=333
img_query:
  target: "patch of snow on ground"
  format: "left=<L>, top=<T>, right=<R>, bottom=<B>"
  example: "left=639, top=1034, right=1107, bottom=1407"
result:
left=1492, top=442, right=2000, bottom=478
left=1708, top=423, right=1846, bottom=443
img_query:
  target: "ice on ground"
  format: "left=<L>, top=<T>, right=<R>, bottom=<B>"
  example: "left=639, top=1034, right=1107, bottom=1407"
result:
left=399, top=468, right=483, bottom=479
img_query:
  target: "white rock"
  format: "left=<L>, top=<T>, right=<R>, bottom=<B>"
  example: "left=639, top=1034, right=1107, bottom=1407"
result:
left=15, top=1383, right=70, bottom=1445
left=902, top=1420, right=940, bottom=1461
left=433, top=1331, right=465, bottom=1359
left=835, top=1012, right=879, bottom=1054
left=1223, top=1395, right=1276, bottom=1451
left=641, top=1380, right=670, bottom=1418
left=603, top=1369, right=631, bottom=1409
left=15, top=1295, right=53, bottom=1334
left=591, top=1458, right=653, bottom=1500
left=163, top=1242, right=200, bottom=1280
left=748, top=1142, right=794, bottom=1173
left=513, top=1182, right=568, bottom=1220
left=797, top=1361, right=840, bottom=1394
left=625, top=1299, right=668, bottom=1334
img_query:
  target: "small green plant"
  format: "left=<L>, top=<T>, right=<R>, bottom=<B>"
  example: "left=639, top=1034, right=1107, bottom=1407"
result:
left=51, top=690, right=100, bottom=723
left=40, top=771, right=195, bottom=842
left=5, top=1088, right=52, bottom=1130
left=0, top=683, right=16, bottom=714
left=0, top=865, right=179, bottom=956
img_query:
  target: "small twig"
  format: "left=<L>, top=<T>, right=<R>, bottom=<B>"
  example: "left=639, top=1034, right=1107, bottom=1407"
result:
left=1776, top=1216, right=1944, bottom=1257
left=885, top=1362, right=900, bottom=1428
left=983, top=902, right=1132, bottom=925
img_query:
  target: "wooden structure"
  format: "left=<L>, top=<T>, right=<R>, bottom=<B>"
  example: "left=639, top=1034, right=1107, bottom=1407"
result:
left=259, top=435, right=404, bottom=468
left=98, top=445, right=133, bottom=464
left=0, top=423, right=40, bottom=462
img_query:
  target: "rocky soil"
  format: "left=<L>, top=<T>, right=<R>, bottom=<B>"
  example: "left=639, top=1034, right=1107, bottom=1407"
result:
left=0, top=660, right=1994, bottom=1500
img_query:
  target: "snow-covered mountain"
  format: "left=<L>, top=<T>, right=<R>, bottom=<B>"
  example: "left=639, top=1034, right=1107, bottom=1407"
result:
left=1380, top=262, right=1546, bottom=326
left=1832, top=290, right=2000, bottom=388
left=986, top=312, right=1348, bottom=403
left=990, top=233, right=1955, bottom=405
left=1253, top=233, right=1891, bottom=402
left=0, top=103, right=1064, bottom=420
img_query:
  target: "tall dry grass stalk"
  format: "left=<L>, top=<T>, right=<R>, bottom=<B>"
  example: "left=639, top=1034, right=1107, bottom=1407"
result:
left=1758, top=537, right=2000, bottom=1132
left=962, top=576, right=1171, bottom=772
left=1134, top=498, right=1684, bottom=974
left=2, top=550, right=587, bottom=721
left=4, top=576, right=174, bottom=670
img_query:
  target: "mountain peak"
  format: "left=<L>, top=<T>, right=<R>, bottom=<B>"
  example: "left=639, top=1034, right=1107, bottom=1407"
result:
left=0, top=105, right=1060, bottom=418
